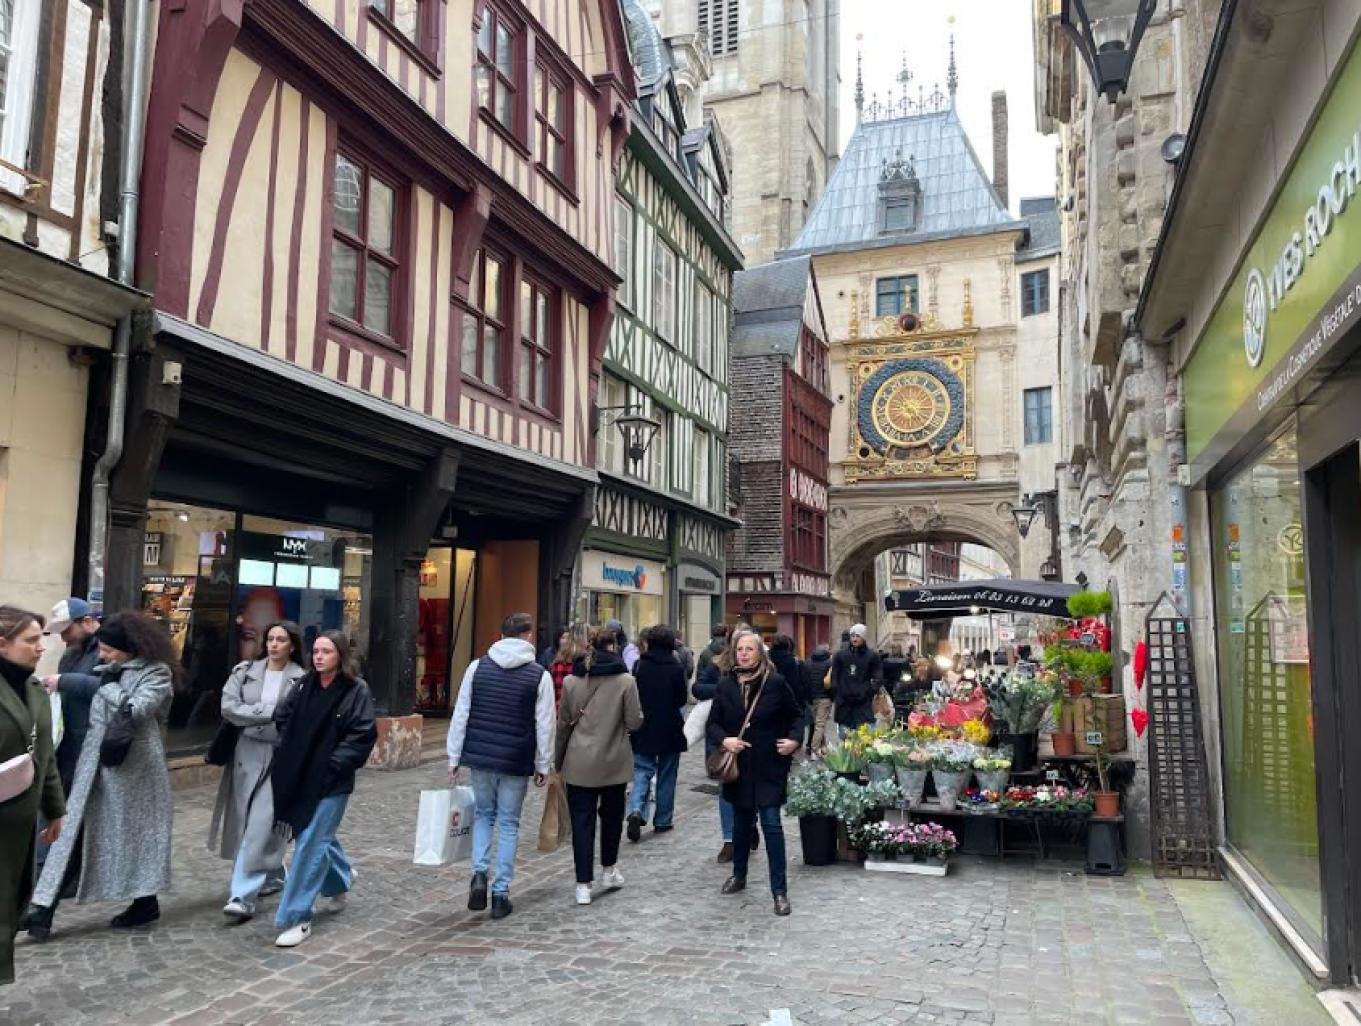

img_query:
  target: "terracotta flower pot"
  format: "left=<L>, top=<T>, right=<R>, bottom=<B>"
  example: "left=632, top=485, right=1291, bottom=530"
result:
left=1052, top=731, right=1077, bottom=756
left=1094, top=791, right=1120, bottom=818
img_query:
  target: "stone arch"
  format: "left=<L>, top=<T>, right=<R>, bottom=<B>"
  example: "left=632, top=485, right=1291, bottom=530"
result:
left=827, top=497, right=1022, bottom=629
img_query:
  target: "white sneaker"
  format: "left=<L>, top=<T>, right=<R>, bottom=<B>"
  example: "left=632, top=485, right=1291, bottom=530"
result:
left=575, top=884, right=593, bottom=905
left=222, top=899, right=253, bottom=920
left=601, top=866, right=624, bottom=891
left=275, top=922, right=312, bottom=947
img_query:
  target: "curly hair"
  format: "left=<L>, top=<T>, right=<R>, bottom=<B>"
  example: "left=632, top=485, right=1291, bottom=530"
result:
left=584, top=625, right=618, bottom=670
left=103, top=611, right=183, bottom=685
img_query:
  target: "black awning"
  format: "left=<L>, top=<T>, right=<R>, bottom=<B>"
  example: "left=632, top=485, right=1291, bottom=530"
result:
left=884, top=578, right=1080, bottom=620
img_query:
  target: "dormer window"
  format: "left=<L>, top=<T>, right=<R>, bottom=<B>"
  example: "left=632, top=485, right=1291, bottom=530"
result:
left=878, top=149, right=921, bottom=235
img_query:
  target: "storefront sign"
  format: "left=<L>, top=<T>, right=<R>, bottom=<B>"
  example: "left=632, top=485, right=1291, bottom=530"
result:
left=678, top=564, right=721, bottom=594
left=143, top=532, right=162, bottom=566
left=240, top=531, right=325, bottom=564
left=1184, top=43, right=1361, bottom=471
left=790, top=572, right=830, bottom=597
left=788, top=467, right=828, bottom=511
left=581, top=550, right=665, bottom=596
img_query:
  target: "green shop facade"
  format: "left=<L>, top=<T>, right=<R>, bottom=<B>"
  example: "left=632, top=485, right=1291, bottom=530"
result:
left=1152, top=29, right=1361, bottom=983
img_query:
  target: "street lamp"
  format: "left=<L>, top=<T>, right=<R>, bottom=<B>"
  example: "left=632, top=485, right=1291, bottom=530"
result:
left=1011, top=496, right=1041, bottom=539
left=1061, top=0, right=1157, bottom=104
left=597, top=405, right=661, bottom=465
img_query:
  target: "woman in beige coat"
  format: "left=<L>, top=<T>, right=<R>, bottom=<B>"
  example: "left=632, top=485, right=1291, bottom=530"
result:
left=555, top=627, right=642, bottom=906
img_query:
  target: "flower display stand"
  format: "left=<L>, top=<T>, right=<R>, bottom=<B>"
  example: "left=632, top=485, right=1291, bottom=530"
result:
left=864, top=858, right=949, bottom=877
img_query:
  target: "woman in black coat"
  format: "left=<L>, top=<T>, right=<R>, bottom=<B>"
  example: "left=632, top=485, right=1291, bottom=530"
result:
left=706, top=632, right=802, bottom=916
left=627, top=625, right=688, bottom=841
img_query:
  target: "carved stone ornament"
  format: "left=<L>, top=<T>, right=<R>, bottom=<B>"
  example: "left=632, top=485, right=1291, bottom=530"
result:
left=893, top=503, right=940, bottom=532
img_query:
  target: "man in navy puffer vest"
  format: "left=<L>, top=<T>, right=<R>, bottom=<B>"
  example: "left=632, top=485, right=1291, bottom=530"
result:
left=446, top=612, right=555, bottom=920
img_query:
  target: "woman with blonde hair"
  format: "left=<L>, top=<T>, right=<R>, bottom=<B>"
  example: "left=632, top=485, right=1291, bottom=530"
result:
left=707, top=631, right=802, bottom=916
left=555, top=627, right=642, bottom=906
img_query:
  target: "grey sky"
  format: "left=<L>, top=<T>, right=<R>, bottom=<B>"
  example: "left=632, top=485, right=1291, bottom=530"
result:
left=838, top=0, right=1057, bottom=215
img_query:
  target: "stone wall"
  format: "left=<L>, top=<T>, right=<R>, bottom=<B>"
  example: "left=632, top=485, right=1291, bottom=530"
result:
left=727, top=354, right=786, bottom=574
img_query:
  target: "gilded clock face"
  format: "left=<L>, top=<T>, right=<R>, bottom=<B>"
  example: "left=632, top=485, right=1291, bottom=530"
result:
left=857, top=357, right=966, bottom=457
left=873, top=371, right=952, bottom=447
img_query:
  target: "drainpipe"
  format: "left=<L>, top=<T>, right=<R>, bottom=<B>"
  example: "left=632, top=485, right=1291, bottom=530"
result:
left=88, top=0, right=152, bottom=612
left=1164, top=349, right=1190, bottom=615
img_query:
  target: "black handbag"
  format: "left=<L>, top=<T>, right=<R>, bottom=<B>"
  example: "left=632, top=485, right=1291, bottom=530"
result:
left=99, top=696, right=137, bottom=767
left=204, top=721, right=239, bottom=766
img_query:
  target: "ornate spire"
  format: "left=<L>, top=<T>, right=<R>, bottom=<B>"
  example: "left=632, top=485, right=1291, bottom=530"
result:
left=947, top=31, right=958, bottom=105
left=854, top=38, right=864, bottom=123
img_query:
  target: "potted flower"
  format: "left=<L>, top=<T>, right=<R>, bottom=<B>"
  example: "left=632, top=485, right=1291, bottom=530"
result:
left=910, top=821, right=958, bottom=866
left=864, top=738, right=898, bottom=783
left=822, top=740, right=867, bottom=782
left=1091, top=741, right=1120, bottom=818
left=849, top=820, right=897, bottom=862
left=784, top=763, right=840, bottom=866
left=930, top=745, right=973, bottom=811
left=972, top=754, right=1011, bottom=794
left=982, top=672, right=1058, bottom=771
left=864, top=822, right=958, bottom=875
left=1049, top=678, right=1077, bottom=757
left=831, top=777, right=901, bottom=825
left=892, top=745, right=933, bottom=808
left=959, top=719, right=992, bottom=746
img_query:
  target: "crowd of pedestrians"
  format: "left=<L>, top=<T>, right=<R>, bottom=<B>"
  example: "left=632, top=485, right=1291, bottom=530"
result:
left=3, top=597, right=928, bottom=988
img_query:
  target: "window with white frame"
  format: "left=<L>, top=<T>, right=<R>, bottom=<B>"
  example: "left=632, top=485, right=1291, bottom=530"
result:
left=597, top=373, right=626, bottom=475
left=694, top=281, right=713, bottom=374
left=694, top=427, right=711, bottom=508
left=0, top=0, right=41, bottom=197
left=649, top=406, right=669, bottom=490
left=652, top=241, right=677, bottom=342
left=614, top=198, right=633, bottom=309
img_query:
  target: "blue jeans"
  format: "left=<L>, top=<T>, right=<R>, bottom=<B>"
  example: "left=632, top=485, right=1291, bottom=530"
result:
left=275, top=794, right=353, bottom=929
left=731, top=805, right=788, bottom=896
left=229, top=847, right=286, bottom=907
left=719, top=794, right=734, bottom=842
left=470, top=769, right=529, bottom=897
left=629, top=752, right=681, bottom=829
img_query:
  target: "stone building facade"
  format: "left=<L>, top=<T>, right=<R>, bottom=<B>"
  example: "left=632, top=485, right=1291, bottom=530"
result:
left=643, top=0, right=841, bottom=265
left=1032, top=0, right=1224, bottom=857
left=782, top=55, right=1064, bottom=634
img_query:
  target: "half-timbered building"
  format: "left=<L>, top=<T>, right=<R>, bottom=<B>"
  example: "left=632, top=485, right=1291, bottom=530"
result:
left=102, top=0, right=635, bottom=747
left=727, top=256, right=834, bottom=651
left=581, top=0, right=740, bottom=653
left=0, top=0, right=147, bottom=626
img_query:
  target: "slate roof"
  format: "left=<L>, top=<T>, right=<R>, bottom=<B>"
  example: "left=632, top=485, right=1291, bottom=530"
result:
left=622, top=0, right=668, bottom=91
left=784, top=108, right=1023, bottom=257
left=732, top=257, right=814, bottom=359
left=1018, top=196, right=1061, bottom=260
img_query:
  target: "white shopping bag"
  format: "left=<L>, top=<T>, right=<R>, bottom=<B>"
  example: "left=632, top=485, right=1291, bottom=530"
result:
left=413, top=785, right=475, bottom=866
left=49, top=693, right=64, bottom=749
left=684, top=699, right=712, bottom=747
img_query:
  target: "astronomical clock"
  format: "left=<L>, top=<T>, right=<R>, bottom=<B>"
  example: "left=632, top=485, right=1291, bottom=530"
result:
left=844, top=304, right=979, bottom=483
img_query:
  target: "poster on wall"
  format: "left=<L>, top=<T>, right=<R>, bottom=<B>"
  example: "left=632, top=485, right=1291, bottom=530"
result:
left=1267, top=595, right=1309, bottom=665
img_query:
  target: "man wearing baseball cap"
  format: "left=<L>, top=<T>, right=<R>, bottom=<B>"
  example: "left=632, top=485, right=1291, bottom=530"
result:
left=42, top=599, right=103, bottom=796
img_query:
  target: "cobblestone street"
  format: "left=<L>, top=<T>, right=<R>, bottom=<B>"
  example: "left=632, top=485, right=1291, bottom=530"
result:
left=2, top=752, right=1330, bottom=1026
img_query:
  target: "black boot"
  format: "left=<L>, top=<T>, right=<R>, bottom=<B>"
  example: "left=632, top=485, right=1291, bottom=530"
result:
left=110, top=896, right=159, bottom=929
left=468, top=871, right=488, bottom=911
left=23, top=905, right=53, bottom=942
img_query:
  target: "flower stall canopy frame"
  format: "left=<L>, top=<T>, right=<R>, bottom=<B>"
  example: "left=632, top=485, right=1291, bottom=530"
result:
left=884, top=578, right=1082, bottom=620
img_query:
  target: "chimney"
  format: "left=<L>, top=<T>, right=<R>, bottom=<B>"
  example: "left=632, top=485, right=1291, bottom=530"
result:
left=991, top=90, right=1009, bottom=211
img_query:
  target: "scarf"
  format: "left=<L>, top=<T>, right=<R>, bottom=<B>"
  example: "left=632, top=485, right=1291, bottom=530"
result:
left=271, top=672, right=353, bottom=839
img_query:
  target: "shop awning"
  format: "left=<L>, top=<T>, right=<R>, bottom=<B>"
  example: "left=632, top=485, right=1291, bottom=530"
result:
left=884, top=578, right=1080, bottom=620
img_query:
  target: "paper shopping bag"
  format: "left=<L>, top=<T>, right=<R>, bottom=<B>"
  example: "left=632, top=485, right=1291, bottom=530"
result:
left=414, top=786, right=475, bottom=866
left=537, top=772, right=570, bottom=852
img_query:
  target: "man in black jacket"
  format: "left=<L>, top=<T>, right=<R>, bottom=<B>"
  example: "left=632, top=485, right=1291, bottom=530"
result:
left=41, top=598, right=102, bottom=795
left=829, top=624, right=882, bottom=737
left=801, top=645, right=834, bottom=755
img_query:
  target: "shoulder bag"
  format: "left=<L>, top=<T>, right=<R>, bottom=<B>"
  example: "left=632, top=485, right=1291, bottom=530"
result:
left=0, top=723, right=37, bottom=803
left=204, top=720, right=239, bottom=767
left=705, top=677, right=766, bottom=784
left=100, top=694, right=137, bottom=768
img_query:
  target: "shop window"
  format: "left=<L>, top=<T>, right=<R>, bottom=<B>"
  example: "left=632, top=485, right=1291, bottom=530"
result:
left=330, top=150, right=403, bottom=343
left=534, top=63, right=572, bottom=188
left=1021, top=268, right=1050, bottom=316
left=474, top=2, right=518, bottom=136
left=1210, top=426, right=1320, bottom=941
left=0, top=0, right=41, bottom=197
left=614, top=197, right=633, bottom=309
left=1023, top=387, right=1053, bottom=445
left=518, top=277, right=556, bottom=412
left=653, top=241, right=677, bottom=343
left=875, top=275, right=918, bottom=317
left=460, top=246, right=508, bottom=390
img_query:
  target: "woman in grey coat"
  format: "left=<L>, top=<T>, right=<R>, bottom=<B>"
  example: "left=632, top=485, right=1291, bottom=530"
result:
left=24, top=612, right=176, bottom=939
left=209, top=621, right=306, bottom=920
